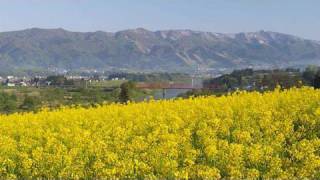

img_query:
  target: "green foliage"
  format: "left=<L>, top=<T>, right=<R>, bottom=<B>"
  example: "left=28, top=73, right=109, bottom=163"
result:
left=303, top=65, right=320, bottom=85
left=0, top=80, right=148, bottom=113
left=39, top=87, right=115, bottom=107
left=70, top=88, right=106, bottom=105
left=185, top=68, right=317, bottom=98
left=46, top=75, right=74, bottom=86
left=0, top=92, right=17, bottom=114
left=20, top=96, right=41, bottom=112
left=204, top=68, right=304, bottom=92
left=119, top=81, right=136, bottom=103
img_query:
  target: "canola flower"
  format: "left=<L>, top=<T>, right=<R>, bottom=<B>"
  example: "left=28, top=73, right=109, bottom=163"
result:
left=0, top=87, right=319, bottom=179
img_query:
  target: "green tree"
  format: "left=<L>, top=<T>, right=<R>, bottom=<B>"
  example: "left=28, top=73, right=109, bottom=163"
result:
left=0, top=92, right=17, bottom=114
left=46, top=75, right=69, bottom=86
left=20, top=96, right=41, bottom=112
left=119, top=81, right=136, bottom=103
left=303, top=65, right=320, bottom=85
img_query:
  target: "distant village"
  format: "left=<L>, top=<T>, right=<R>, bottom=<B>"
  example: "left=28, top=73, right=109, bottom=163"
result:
left=0, top=75, right=126, bottom=87
left=2, top=67, right=320, bottom=92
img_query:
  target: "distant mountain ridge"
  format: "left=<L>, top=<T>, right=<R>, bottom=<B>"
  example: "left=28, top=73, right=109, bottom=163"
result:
left=0, top=28, right=319, bottom=73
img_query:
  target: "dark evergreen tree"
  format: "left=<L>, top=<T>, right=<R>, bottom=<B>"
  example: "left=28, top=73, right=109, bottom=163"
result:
left=119, top=81, right=135, bottom=103
left=303, top=65, right=320, bottom=85
left=314, top=75, right=320, bottom=89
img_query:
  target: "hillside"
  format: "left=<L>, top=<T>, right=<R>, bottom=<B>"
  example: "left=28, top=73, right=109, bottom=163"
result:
left=0, top=28, right=320, bottom=73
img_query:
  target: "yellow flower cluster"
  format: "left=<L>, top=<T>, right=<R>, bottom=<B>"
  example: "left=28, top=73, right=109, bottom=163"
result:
left=0, top=87, right=320, bottom=179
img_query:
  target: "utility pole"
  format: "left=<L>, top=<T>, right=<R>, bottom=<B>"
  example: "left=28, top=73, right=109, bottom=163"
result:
left=162, top=88, right=166, bottom=99
left=191, top=78, right=194, bottom=89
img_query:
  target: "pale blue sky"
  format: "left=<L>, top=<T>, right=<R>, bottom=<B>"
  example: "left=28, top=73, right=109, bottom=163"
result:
left=0, top=0, right=319, bottom=40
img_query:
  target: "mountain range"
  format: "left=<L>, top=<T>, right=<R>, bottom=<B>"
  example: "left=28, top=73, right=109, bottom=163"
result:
left=0, top=28, right=319, bottom=74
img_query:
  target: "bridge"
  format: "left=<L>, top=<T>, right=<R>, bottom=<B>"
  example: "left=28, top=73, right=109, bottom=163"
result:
left=136, top=82, right=202, bottom=89
left=136, top=82, right=202, bottom=98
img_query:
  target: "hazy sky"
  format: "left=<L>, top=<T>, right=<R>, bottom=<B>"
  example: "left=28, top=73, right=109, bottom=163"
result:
left=0, top=0, right=319, bottom=40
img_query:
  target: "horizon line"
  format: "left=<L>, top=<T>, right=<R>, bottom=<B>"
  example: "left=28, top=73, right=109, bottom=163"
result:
left=0, top=27, right=315, bottom=41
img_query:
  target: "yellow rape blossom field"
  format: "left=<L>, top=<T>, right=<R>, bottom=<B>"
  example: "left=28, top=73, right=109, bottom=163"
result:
left=0, top=87, right=320, bottom=179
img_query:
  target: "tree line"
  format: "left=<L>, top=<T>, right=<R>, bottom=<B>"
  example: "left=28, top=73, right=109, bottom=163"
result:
left=180, top=66, right=320, bottom=98
left=204, top=66, right=320, bottom=91
left=0, top=93, right=40, bottom=114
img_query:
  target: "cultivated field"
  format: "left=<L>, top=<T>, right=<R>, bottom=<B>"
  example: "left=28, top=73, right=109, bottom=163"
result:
left=0, top=87, right=319, bottom=179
